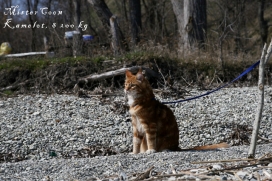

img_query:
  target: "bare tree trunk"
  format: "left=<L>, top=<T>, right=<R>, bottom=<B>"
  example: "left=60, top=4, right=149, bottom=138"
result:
left=129, top=0, right=142, bottom=45
left=27, top=0, right=39, bottom=52
left=192, top=0, right=206, bottom=47
left=157, top=0, right=168, bottom=37
left=44, top=0, right=52, bottom=38
left=73, top=0, right=83, bottom=57
left=170, top=0, right=184, bottom=54
left=84, top=0, right=98, bottom=36
left=110, top=16, right=122, bottom=55
left=258, top=0, right=268, bottom=47
left=122, top=0, right=128, bottom=22
left=88, top=0, right=112, bottom=29
left=234, top=0, right=246, bottom=54
left=148, top=0, right=156, bottom=30
left=87, top=0, right=129, bottom=53
left=171, top=0, right=206, bottom=56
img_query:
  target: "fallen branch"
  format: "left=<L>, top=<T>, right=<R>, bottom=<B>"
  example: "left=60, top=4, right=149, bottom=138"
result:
left=0, top=80, right=30, bottom=92
left=4, top=52, right=46, bottom=57
left=191, top=158, right=255, bottom=164
left=77, top=66, right=160, bottom=84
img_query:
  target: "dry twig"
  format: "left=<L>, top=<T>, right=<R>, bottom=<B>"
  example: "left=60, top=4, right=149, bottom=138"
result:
left=133, top=166, right=154, bottom=181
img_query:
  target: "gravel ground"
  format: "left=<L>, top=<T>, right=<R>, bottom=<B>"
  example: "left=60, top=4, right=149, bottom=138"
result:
left=0, top=86, right=272, bottom=180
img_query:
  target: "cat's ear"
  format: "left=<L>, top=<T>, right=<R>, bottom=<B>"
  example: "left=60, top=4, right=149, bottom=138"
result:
left=136, top=68, right=144, bottom=82
left=125, top=70, right=133, bottom=78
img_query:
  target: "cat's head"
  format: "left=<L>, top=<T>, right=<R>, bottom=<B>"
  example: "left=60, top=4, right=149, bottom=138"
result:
left=124, top=68, right=154, bottom=105
left=124, top=68, right=151, bottom=95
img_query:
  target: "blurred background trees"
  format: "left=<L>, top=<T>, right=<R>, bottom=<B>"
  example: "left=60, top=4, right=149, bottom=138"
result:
left=171, top=0, right=207, bottom=56
left=0, top=0, right=271, bottom=61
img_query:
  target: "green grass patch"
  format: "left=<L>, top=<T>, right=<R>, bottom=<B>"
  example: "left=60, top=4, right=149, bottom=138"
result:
left=2, top=90, right=13, bottom=96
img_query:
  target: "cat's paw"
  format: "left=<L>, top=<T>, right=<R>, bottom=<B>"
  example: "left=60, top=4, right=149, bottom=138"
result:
left=145, top=149, right=156, bottom=154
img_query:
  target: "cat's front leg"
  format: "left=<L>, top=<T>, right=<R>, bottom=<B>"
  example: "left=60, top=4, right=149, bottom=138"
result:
left=131, top=115, right=142, bottom=154
left=132, top=136, right=141, bottom=154
left=144, top=123, right=157, bottom=154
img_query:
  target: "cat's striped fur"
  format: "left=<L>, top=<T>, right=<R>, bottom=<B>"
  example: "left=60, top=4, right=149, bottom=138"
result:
left=125, top=68, right=229, bottom=154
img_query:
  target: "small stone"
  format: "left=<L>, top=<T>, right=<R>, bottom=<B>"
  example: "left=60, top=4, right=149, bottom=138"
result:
left=77, top=126, right=83, bottom=129
left=33, top=112, right=40, bottom=116
left=221, top=176, right=228, bottom=180
left=80, top=101, right=85, bottom=106
left=120, top=145, right=126, bottom=150
left=168, top=176, right=177, bottom=181
left=212, top=164, right=223, bottom=170
left=236, top=171, right=247, bottom=179
left=29, top=144, right=37, bottom=150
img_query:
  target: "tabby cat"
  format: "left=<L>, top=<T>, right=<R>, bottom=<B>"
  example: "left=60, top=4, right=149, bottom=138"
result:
left=125, top=68, right=229, bottom=154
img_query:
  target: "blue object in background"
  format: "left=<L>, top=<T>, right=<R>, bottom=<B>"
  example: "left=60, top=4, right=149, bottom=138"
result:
left=83, top=35, right=94, bottom=41
left=65, top=31, right=94, bottom=42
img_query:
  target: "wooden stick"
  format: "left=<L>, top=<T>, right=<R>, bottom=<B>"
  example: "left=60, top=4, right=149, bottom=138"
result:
left=263, top=170, right=272, bottom=180
left=265, top=38, right=272, bottom=64
left=234, top=172, right=244, bottom=181
left=191, top=158, right=255, bottom=164
left=257, top=152, right=270, bottom=161
left=258, top=135, right=272, bottom=142
left=133, top=166, right=154, bottom=181
left=248, top=39, right=272, bottom=158
left=156, top=172, right=215, bottom=179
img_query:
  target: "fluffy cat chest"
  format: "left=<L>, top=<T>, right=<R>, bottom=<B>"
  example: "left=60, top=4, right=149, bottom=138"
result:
left=127, top=94, right=135, bottom=106
left=132, top=114, right=145, bottom=135
left=136, top=116, right=145, bottom=135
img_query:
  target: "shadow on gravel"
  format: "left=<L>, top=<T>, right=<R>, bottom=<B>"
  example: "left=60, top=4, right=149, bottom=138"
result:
left=0, top=145, right=121, bottom=163
left=0, top=153, right=26, bottom=163
left=62, top=145, right=119, bottom=159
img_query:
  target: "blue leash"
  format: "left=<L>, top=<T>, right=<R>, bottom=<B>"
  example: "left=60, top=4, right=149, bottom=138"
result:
left=161, top=60, right=260, bottom=104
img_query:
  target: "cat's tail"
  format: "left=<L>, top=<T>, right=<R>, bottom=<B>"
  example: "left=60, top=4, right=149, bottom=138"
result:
left=178, top=142, right=230, bottom=151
